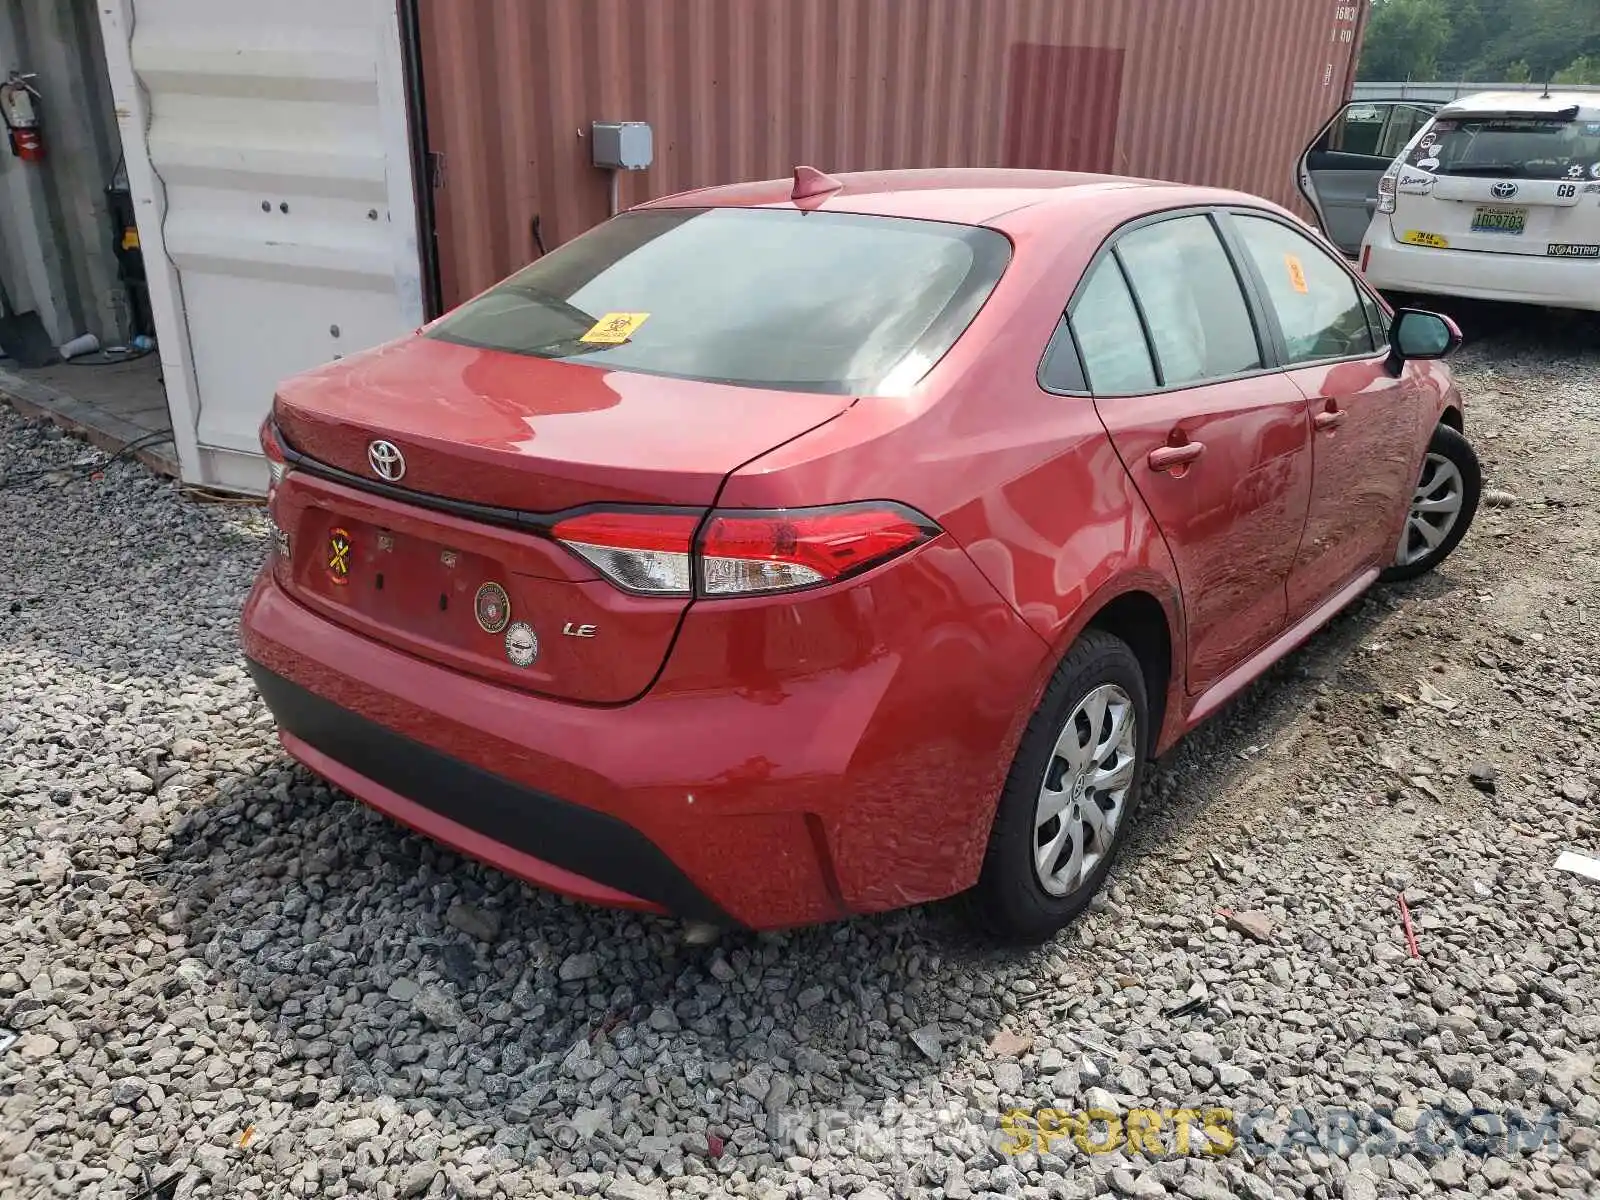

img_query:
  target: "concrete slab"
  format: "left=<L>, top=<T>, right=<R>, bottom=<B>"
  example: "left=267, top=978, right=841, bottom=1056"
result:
left=0, top=354, right=177, bottom=478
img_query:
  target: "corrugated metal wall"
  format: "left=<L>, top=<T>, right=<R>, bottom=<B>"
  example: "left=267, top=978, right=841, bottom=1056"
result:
left=419, top=0, right=1366, bottom=308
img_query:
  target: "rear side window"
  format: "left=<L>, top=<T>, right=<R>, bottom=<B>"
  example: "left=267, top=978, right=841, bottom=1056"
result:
left=426, top=208, right=1011, bottom=395
left=1114, top=216, right=1262, bottom=387
left=1408, top=115, right=1600, bottom=180
left=1230, top=215, right=1376, bottom=363
left=1322, top=103, right=1433, bottom=159
left=1068, top=259, right=1156, bottom=394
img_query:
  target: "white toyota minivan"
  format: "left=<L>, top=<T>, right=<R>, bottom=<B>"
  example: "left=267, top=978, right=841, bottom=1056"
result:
left=1299, top=91, right=1600, bottom=312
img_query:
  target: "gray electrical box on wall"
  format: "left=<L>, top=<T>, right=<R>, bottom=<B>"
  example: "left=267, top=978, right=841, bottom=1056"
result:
left=591, top=121, right=653, bottom=170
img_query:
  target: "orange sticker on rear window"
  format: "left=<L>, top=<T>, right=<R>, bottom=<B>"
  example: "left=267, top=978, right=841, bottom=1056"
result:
left=580, top=311, right=650, bottom=344
left=1284, top=254, right=1309, bottom=295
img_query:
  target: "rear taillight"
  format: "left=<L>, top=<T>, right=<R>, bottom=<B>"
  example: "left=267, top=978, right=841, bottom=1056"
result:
left=1377, top=164, right=1399, bottom=215
left=260, top=417, right=291, bottom=558
left=699, top=507, right=935, bottom=595
left=260, top=417, right=289, bottom=489
left=552, top=503, right=939, bottom=598
left=550, top=510, right=698, bottom=595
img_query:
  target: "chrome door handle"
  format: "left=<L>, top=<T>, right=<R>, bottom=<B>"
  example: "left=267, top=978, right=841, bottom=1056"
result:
left=1314, top=409, right=1346, bottom=431
left=1148, top=442, right=1205, bottom=472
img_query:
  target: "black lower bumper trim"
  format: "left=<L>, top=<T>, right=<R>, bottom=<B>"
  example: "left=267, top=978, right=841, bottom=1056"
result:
left=245, top=660, right=732, bottom=925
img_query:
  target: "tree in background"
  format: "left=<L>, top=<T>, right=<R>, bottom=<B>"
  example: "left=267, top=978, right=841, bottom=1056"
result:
left=1357, top=0, right=1453, bottom=81
left=1358, top=0, right=1600, bottom=83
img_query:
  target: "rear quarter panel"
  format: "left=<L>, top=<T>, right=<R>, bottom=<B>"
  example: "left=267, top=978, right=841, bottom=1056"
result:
left=721, top=187, right=1216, bottom=756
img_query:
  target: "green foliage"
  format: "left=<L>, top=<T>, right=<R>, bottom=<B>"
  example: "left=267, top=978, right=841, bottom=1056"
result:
left=1553, top=55, right=1600, bottom=84
left=1358, top=0, right=1453, bottom=81
left=1359, top=0, right=1600, bottom=83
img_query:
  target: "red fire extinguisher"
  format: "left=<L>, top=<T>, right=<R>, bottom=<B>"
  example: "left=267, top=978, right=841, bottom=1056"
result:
left=0, top=72, right=44, bottom=163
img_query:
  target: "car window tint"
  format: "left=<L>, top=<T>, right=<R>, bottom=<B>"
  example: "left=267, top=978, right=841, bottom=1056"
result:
left=1360, top=287, right=1390, bottom=346
left=1232, top=215, right=1377, bottom=363
left=1067, top=257, right=1156, bottom=394
left=1115, top=216, right=1262, bottom=387
left=1379, top=105, right=1436, bottom=158
left=1406, top=115, right=1600, bottom=181
left=1327, top=104, right=1388, bottom=155
left=427, top=208, right=1010, bottom=395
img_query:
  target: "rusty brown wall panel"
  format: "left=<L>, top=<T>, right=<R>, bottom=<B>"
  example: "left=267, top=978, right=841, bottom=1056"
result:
left=419, top=0, right=1364, bottom=308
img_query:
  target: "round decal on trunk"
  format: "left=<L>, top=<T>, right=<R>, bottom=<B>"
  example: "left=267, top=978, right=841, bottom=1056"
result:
left=326, top=527, right=352, bottom=586
left=474, top=581, right=511, bottom=634
left=504, top=621, right=539, bottom=668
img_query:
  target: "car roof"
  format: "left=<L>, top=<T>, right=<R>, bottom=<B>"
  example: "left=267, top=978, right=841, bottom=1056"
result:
left=636, top=167, right=1170, bottom=226
left=1438, top=90, right=1600, bottom=120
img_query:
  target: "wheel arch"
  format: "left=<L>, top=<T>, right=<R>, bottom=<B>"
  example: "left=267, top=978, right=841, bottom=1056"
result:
left=1083, top=589, right=1177, bottom=757
left=1031, top=573, right=1186, bottom=758
left=1439, top=404, right=1463, bottom=434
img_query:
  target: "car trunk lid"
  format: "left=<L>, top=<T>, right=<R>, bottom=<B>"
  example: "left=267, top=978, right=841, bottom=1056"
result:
left=269, top=336, right=854, bottom=703
left=1388, top=106, right=1600, bottom=258
left=1390, top=176, right=1593, bottom=257
left=274, top=335, right=853, bottom=509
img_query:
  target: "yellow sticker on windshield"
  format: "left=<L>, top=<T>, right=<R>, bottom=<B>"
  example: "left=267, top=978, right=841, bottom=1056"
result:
left=1400, top=230, right=1449, bottom=249
left=580, top=311, right=651, bottom=344
left=1284, top=253, right=1309, bottom=294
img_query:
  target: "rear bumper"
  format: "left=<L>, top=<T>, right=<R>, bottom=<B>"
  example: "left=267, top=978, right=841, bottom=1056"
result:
left=1362, top=223, right=1600, bottom=311
left=246, top=659, right=732, bottom=922
left=240, top=541, right=1046, bottom=928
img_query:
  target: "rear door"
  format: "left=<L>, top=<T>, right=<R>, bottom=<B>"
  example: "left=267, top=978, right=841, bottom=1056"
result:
left=1298, top=101, right=1439, bottom=255
left=1074, top=213, right=1313, bottom=694
left=1385, top=105, right=1600, bottom=257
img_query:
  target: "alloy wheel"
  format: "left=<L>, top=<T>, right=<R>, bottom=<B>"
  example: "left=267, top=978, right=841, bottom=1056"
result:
left=1033, top=683, right=1138, bottom=896
left=1396, top=452, right=1465, bottom=567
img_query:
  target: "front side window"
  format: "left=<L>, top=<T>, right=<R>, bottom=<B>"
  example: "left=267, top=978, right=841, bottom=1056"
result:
left=1231, top=215, right=1376, bottom=364
left=428, top=208, right=1011, bottom=395
left=1360, top=288, right=1391, bottom=348
left=1067, top=258, right=1157, bottom=394
left=1114, top=216, right=1262, bottom=387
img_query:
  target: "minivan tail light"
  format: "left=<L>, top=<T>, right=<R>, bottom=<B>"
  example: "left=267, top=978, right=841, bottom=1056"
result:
left=1377, top=163, right=1400, bottom=215
left=552, top=503, right=939, bottom=598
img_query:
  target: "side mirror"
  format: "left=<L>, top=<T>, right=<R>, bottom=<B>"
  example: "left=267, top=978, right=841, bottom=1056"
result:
left=1386, top=308, right=1462, bottom=375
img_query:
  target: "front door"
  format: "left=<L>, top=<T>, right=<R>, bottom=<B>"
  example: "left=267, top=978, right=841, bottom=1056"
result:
left=1071, top=213, right=1313, bottom=693
left=1223, top=211, right=1422, bottom=619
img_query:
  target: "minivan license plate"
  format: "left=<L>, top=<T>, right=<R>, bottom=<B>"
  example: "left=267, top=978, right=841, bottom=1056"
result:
left=1471, top=207, right=1526, bottom=235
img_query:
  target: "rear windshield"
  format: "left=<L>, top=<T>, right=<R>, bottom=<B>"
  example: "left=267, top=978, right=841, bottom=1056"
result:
left=1407, top=115, right=1600, bottom=180
left=427, top=207, right=1011, bottom=395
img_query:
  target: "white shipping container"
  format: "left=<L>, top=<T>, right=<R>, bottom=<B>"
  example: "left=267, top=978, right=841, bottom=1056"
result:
left=98, top=0, right=424, bottom=493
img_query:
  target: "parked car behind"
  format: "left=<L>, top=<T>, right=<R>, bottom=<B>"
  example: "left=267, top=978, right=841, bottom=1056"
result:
left=243, top=168, right=1480, bottom=944
left=1302, top=91, right=1600, bottom=311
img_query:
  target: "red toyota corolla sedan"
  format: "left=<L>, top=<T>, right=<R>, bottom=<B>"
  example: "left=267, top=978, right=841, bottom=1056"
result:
left=242, top=168, right=1479, bottom=944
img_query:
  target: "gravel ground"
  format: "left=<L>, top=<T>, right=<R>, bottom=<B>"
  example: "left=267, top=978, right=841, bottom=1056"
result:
left=2, top=309, right=1598, bottom=1200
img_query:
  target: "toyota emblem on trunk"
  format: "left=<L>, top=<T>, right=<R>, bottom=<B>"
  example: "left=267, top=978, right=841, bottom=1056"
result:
left=1491, top=181, right=1518, bottom=199
left=368, top=440, right=405, bottom=482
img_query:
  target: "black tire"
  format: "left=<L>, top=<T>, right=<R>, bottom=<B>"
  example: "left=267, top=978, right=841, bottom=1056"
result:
left=968, top=630, right=1150, bottom=946
left=1380, top=423, right=1481, bottom=583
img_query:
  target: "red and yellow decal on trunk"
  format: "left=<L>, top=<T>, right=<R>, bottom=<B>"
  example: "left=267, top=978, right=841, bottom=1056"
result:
left=327, top=527, right=353, bottom=585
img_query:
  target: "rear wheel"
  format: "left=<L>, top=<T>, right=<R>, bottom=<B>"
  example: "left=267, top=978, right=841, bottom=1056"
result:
left=1381, top=423, right=1481, bottom=583
left=969, top=630, right=1149, bottom=945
